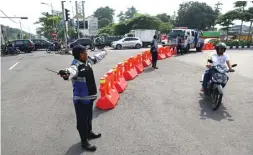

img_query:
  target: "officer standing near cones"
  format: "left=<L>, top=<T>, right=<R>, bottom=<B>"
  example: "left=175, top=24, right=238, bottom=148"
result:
left=58, top=45, right=107, bottom=152
left=151, top=35, right=159, bottom=69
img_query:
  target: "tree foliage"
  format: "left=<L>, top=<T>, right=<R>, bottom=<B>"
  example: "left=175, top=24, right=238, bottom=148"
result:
left=156, top=13, right=171, bottom=23
left=216, top=11, right=238, bottom=40
left=98, top=14, right=173, bottom=35
left=117, top=6, right=138, bottom=22
left=176, top=1, right=218, bottom=30
left=34, top=12, right=61, bottom=40
left=93, top=6, right=115, bottom=28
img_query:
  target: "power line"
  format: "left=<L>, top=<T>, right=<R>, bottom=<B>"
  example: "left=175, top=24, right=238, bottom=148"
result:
left=0, top=10, right=30, bottom=33
left=0, top=10, right=19, bottom=24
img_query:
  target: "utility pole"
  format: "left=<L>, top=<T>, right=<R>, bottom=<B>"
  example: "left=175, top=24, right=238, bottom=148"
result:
left=19, top=20, right=23, bottom=39
left=75, top=1, right=80, bottom=39
left=214, top=1, right=223, bottom=12
left=82, top=1, right=85, bottom=30
left=61, top=1, right=68, bottom=53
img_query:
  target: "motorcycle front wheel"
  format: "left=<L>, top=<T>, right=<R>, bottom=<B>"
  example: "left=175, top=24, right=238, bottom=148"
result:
left=46, top=46, right=53, bottom=53
left=90, top=46, right=95, bottom=51
left=211, top=89, right=223, bottom=110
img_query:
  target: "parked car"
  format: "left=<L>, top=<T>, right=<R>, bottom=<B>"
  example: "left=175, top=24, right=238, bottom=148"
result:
left=111, top=37, right=143, bottom=50
left=12, top=39, right=35, bottom=53
left=69, top=38, right=94, bottom=48
left=32, top=39, right=52, bottom=50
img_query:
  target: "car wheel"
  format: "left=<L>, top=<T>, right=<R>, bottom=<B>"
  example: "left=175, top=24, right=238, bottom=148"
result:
left=116, top=44, right=122, bottom=50
left=135, top=44, right=141, bottom=49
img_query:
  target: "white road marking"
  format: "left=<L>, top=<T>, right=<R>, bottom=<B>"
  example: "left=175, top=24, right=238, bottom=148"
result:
left=9, top=62, right=19, bottom=70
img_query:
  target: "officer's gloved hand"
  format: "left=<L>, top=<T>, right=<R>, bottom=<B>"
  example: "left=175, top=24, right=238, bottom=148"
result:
left=58, top=69, right=70, bottom=80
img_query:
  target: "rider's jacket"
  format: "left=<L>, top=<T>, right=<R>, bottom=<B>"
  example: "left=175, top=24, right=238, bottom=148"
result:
left=66, top=51, right=107, bottom=104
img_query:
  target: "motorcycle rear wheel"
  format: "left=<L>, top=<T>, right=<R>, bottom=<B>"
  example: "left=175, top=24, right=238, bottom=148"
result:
left=211, top=89, right=223, bottom=110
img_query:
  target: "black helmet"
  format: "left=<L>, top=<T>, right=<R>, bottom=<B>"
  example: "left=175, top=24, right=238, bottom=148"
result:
left=72, top=44, right=86, bottom=60
left=153, top=35, right=157, bottom=39
left=215, top=42, right=227, bottom=52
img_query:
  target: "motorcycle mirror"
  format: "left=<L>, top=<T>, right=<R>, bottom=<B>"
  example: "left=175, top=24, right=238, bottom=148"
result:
left=232, top=64, right=237, bottom=67
left=207, top=59, right=213, bottom=63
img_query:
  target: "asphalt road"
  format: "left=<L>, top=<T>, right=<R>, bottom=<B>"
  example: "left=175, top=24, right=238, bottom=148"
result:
left=1, top=49, right=253, bottom=155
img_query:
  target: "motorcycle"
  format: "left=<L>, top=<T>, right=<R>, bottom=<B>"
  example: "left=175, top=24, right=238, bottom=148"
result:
left=86, top=44, right=95, bottom=51
left=1, top=44, right=8, bottom=56
left=46, top=43, right=62, bottom=53
left=200, top=59, right=237, bottom=110
left=95, top=44, right=105, bottom=51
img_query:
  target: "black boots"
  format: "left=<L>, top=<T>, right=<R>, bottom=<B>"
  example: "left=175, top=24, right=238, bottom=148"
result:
left=81, top=132, right=101, bottom=152
left=81, top=140, right=97, bottom=152
left=152, top=66, right=158, bottom=69
left=88, top=132, right=101, bottom=140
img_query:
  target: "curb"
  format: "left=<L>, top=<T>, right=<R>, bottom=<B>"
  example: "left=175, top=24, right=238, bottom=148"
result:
left=203, top=46, right=253, bottom=51
left=227, top=46, right=253, bottom=49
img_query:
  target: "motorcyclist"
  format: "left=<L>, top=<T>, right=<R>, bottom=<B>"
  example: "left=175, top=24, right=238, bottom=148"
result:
left=53, top=40, right=59, bottom=50
left=201, top=42, right=234, bottom=92
left=95, top=37, right=101, bottom=46
left=7, top=42, right=16, bottom=54
left=176, top=34, right=182, bottom=55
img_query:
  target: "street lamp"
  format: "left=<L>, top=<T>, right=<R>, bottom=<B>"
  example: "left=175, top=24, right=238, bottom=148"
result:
left=41, top=2, right=56, bottom=33
left=41, top=2, right=53, bottom=14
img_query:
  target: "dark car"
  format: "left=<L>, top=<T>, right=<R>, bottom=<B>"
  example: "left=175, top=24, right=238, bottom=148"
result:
left=12, top=39, right=35, bottom=53
left=70, top=38, right=94, bottom=48
left=32, top=39, right=52, bottom=50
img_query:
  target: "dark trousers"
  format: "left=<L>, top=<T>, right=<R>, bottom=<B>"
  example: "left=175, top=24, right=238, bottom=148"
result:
left=202, top=69, right=212, bottom=89
left=74, top=100, right=94, bottom=142
left=151, top=51, right=158, bottom=67
left=177, top=45, right=182, bottom=55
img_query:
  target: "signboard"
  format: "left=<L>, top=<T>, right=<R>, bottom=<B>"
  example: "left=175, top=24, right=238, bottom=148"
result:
left=87, top=17, right=98, bottom=36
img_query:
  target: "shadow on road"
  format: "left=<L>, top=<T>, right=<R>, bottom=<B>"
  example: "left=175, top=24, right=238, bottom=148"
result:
left=65, top=142, right=84, bottom=155
left=92, top=107, right=112, bottom=119
left=198, top=93, right=234, bottom=121
left=143, top=67, right=154, bottom=73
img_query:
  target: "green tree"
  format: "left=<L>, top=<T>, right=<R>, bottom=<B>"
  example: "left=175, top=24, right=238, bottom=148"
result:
left=98, top=24, right=115, bottom=35
left=156, top=13, right=171, bottom=23
left=176, top=1, right=218, bottom=30
left=114, top=22, right=130, bottom=35
left=117, top=6, right=138, bottom=22
left=93, top=6, right=115, bottom=28
left=57, top=26, right=79, bottom=40
left=34, top=12, right=61, bottom=40
left=159, top=22, right=173, bottom=33
left=244, top=7, right=253, bottom=39
left=117, top=11, right=126, bottom=22
left=23, top=34, right=29, bottom=39
left=234, top=1, right=248, bottom=37
left=125, top=6, right=138, bottom=19
left=127, top=14, right=161, bottom=30
left=112, top=14, right=171, bottom=35
left=216, top=11, right=237, bottom=41
left=17, top=32, right=21, bottom=39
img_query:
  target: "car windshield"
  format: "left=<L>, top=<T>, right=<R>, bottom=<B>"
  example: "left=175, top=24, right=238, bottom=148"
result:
left=168, top=30, right=185, bottom=37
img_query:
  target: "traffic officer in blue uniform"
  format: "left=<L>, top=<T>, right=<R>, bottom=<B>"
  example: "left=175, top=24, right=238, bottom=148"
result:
left=58, top=45, right=107, bottom=152
left=150, top=35, right=159, bottom=69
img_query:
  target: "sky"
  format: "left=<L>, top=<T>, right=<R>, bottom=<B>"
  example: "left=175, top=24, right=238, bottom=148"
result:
left=0, top=0, right=252, bottom=34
